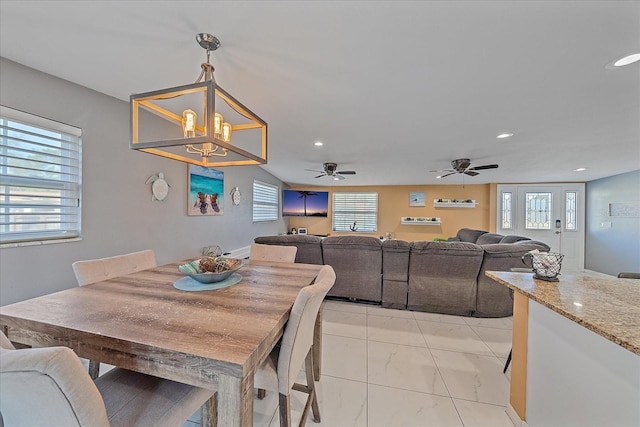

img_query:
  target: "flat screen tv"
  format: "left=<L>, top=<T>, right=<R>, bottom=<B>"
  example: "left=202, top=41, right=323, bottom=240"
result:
left=282, top=190, right=329, bottom=217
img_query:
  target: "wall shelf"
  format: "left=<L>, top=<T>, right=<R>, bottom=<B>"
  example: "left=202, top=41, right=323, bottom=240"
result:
left=433, top=199, right=477, bottom=208
left=401, top=217, right=441, bottom=225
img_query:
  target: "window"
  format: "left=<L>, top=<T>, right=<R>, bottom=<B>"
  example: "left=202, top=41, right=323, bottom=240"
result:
left=1, top=106, right=82, bottom=245
left=332, top=192, right=377, bottom=232
left=252, top=180, right=278, bottom=222
left=525, top=192, right=551, bottom=230
left=501, top=192, right=513, bottom=229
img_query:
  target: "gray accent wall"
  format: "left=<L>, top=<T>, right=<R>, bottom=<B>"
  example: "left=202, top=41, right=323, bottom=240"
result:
left=0, top=58, right=288, bottom=305
left=585, top=170, right=640, bottom=276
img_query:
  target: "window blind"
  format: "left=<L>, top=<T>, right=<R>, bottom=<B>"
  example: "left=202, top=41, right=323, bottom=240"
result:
left=0, top=106, right=82, bottom=244
left=332, top=192, right=377, bottom=232
left=252, top=180, right=279, bottom=222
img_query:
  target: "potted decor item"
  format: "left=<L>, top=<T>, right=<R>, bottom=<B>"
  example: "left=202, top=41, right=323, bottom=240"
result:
left=522, top=250, right=564, bottom=281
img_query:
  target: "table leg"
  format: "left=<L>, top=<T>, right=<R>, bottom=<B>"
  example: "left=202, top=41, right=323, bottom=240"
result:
left=217, top=373, right=254, bottom=427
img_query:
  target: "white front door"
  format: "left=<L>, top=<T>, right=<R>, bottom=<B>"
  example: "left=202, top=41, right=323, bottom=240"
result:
left=497, top=184, right=585, bottom=272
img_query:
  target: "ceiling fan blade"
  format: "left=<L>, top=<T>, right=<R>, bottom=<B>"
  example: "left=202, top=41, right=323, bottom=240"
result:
left=336, top=170, right=356, bottom=175
left=438, top=172, right=457, bottom=178
left=429, top=169, right=454, bottom=173
left=334, top=174, right=346, bottom=180
left=305, top=168, right=324, bottom=173
left=464, top=170, right=480, bottom=176
left=314, top=173, right=327, bottom=178
left=469, top=164, right=499, bottom=171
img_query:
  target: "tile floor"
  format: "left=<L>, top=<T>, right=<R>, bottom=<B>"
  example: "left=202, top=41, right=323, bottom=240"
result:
left=184, top=300, right=514, bottom=427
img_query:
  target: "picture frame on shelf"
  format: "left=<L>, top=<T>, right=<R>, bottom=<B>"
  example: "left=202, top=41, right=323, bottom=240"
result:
left=410, top=191, right=425, bottom=207
left=298, top=228, right=308, bottom=235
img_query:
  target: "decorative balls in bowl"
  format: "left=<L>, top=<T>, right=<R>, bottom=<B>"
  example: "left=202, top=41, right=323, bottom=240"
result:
left=178, top=257, right=244, bottom=283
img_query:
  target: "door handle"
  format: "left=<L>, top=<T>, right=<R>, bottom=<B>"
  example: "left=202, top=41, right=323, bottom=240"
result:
left=555, top=231, right=561, bottom=234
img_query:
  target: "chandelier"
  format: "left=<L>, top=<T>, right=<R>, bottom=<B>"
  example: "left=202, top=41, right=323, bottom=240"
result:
left=130, top=33, right=267, bottom=167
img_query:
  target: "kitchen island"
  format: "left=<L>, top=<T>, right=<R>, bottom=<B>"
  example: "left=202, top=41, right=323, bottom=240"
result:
left=487, top=271, right=640, bottom=427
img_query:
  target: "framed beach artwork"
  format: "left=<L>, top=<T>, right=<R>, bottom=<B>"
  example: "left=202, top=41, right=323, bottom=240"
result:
left=188, top=165, right=224, bottom=216
left=410, top=191, right=425, bottom=207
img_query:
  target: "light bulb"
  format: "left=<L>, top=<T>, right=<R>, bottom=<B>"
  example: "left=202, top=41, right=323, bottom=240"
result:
left=214, top=113, right=224, bottom=138
left=222, top=122, right=232, bottom=142
left=182, top=109, right=197, bottom=138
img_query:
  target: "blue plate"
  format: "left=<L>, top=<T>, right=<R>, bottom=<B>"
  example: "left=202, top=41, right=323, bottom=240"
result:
left=173, top=273, right=242, bottom=292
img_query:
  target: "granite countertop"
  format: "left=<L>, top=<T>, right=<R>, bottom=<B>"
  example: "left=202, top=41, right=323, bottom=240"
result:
left=486, top=271, right=640, bottom=355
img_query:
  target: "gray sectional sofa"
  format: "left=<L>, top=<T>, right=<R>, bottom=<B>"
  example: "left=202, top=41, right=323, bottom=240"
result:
left=254, top=229, right=549, bottom=317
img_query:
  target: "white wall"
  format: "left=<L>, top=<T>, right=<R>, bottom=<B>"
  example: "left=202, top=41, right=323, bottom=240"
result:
left=585, top=170, right=640, bottom=276
left=0, top=58, right=288, bottom=305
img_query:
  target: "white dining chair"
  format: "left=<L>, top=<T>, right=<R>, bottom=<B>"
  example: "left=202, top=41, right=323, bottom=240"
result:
left=250, top=243, right=298, bottom=399
left=72, top=249, right=157, bottom=379
left=250, top=243, right=297, bottom=263
left=254, top=265, right=336, bottom=427
left=0, top=331, right=216, bottom=427
left=72, top=249, right=157, bottom=286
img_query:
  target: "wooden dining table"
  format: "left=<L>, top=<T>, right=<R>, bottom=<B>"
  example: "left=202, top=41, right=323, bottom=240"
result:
left=0, top=259, right=324, bottom=427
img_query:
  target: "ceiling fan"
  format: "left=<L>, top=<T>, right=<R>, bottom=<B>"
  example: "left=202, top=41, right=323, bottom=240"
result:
left=430, top=158, right=499, bottom=179
left=305, top=162, right=357, bottom=180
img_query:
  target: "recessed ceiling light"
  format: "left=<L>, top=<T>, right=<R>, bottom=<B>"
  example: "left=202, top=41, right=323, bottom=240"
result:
left=574, top=167, right=586, bottom=172
left=314, top=141, right=323, bottom=147
left=496, top=133, right=514, bottom=139
left=605, top=53, right=640, bottom=69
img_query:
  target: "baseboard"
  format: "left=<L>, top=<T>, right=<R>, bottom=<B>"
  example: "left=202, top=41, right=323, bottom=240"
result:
left=506, top=404, right=529, bottom=427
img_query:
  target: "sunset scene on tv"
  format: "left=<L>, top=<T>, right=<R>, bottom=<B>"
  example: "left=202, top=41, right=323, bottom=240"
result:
left=282, top=190, right=329, bottom=217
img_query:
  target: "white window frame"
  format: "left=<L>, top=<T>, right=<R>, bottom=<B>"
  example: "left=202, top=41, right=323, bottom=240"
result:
left=252, top=180, right=279, bottom=222
left=1, top=106, right=82, bottom=247
left=332, top=191, right=378, bottom=232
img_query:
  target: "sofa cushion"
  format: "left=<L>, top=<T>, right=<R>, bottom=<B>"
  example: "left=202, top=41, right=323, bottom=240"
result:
left=449, top=228, right=488, bottom=243
left=513, top=239, right=551, bottom=251
left=408, top=241, right=484, bottom=316
left=475, top=242, right=550, bottom=317
left=322, top=236, right=382, bottom=302
left=476, top=233, right=504, bottom=245
left=381, top=240, right=411, bottom=309
left=499, top=235, right=531, bottom=243
left=254, top=235, right=324, bottom=264
left=382, top=240, right=411, bottom=281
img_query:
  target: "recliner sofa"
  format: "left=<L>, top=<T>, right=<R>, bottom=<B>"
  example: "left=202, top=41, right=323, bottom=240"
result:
left=254, top=229, right=550, bottom=317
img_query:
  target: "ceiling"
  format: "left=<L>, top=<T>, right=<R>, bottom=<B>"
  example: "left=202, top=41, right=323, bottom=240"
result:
left=1, top=1, right=639, bottom=186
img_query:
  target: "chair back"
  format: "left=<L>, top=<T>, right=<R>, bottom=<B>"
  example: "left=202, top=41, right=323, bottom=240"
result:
left=72, top=249, right=157, bottom=286
left=250, top=243, right=297, bottom=263
left=277, top=265, right=335, bottom=394
left=0, top=331, right=110, bottom=426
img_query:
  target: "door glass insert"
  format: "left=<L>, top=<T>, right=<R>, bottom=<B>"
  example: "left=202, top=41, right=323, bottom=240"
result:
left=525, top=192, right=552, bottom=230
left=566, top=191, right=577, bottom=231
left=501, top=192, right=512, bottom=229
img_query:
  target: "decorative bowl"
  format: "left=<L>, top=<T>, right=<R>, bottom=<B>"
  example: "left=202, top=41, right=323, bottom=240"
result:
left=178, top=258, right=244, bottom=284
